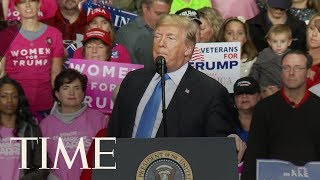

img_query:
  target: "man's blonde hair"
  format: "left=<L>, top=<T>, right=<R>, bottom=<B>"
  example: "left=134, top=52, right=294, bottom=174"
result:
left=155, top=14, right=197, bottom=47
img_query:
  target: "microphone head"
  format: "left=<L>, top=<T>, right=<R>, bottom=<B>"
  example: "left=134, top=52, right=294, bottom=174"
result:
left=155, top=56, right=167, bottom=75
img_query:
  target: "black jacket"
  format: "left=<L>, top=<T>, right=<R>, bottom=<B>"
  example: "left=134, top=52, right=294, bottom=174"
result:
left=19, top=122, right=48, bottom=180
left=246, top=10, right=307, bottom=52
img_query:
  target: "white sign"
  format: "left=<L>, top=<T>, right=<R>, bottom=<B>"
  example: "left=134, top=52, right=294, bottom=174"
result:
left=189, top=42, right=241, bottom=92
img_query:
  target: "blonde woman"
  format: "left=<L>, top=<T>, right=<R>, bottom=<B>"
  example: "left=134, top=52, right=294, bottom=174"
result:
left=198, top=6, right=224, bottom=42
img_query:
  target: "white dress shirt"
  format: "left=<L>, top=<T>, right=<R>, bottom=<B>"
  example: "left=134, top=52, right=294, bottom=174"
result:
left=132, top=63, right=189, bottom=138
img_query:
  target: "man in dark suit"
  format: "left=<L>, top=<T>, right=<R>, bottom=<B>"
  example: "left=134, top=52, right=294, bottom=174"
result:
left=108, top=14, right=236, bottom=139
left=80, top=15, right=246, bottom=179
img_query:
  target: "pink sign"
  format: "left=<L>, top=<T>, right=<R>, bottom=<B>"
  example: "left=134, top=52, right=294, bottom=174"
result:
left=69, top=59, right=143, bottom=114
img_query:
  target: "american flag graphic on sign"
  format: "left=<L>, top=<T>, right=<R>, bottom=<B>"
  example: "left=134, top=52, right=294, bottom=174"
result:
left=191, top=47, right=204, bottom=61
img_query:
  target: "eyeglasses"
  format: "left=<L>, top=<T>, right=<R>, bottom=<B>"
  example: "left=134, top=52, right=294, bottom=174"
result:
left=282, top=65, right=307, bottom=72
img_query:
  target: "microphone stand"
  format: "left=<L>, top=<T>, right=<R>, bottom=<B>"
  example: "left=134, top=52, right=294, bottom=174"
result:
left=160, top=61, right=167, bottom=137
left=155, top=56, right=168, bottom=137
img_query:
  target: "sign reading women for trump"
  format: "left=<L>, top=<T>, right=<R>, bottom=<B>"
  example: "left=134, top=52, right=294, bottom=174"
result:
left=69, top=59, right=143, bottom=114
left=189, top=42, right=241, bottom=92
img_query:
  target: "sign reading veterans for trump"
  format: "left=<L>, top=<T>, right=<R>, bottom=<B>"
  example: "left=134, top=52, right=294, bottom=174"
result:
left=69, top=59, right=143, bottom=114
left=257, top=159, right=320, bottom=179
left=189, top=42, right=241, bottom=92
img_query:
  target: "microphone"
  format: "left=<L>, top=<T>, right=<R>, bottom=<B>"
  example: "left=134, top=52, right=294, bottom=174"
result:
left=155, top=56, right=167, bottom=76
left=154, top=56, right=168, bottom=137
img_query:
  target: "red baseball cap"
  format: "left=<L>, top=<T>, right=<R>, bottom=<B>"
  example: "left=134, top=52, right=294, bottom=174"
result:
left=82, top=28, right=112, bottom=46
left=87, top=8, right=112, bottom=23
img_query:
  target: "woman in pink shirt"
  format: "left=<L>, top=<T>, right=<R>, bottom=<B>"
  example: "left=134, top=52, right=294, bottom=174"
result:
left=40, top=69, right=107, bottom=180
left=1, top=0, right=64, bottom=121
left=0, top=76, right=47, bottom=180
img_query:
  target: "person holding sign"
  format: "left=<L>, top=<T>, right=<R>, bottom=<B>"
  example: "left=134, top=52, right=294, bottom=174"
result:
left=242, top=50, right=320, bottom=180
left=0, top=76, right=47, bottom=180
left=40, top=69, right=107, bottom=180
left=82, top=28, right=112, bottom=61
left=73, top=7, right=131, bottom=63
left=217, top=17, right=258, bottom=77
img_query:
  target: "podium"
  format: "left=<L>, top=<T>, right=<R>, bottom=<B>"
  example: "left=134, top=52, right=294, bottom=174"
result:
left=92, top=137, right=238, bottom=180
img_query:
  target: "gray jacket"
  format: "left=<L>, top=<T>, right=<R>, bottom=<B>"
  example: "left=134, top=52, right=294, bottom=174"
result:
left=249, top=47, right=290, bottom=87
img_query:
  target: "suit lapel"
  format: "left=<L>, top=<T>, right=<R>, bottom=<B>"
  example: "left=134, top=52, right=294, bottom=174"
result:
left=156, top=65, right=197, bottom=137
left=126, top=69, right=155, bottom=136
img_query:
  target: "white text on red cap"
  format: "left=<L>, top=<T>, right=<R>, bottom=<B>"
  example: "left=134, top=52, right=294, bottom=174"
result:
left=89, top=8, right=107, bottom=16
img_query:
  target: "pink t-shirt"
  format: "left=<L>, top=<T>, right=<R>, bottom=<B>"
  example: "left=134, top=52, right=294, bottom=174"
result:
left=40, top=107, right=107, bottom=180
left=211, top=0, right=260, bottom=20
left=6, top=0, right=58, bottom=21
left=73, top=43, right=131, bottom=63
left=4, top=25, right=64, bottom=112
left=0, top=127, right=21, bottom=180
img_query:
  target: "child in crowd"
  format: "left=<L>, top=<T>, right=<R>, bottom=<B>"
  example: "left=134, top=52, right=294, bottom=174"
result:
left=217, top=17, right=258, bottom=77
left=73, top=7, right=131, bottom=63
left=249, top=24, right=292, bottom=98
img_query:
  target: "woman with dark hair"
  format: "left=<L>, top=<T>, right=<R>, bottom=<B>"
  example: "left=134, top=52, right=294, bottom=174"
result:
left=0, top=76, right=47, bottom=180
left=40, top=69, right=107, bottom=180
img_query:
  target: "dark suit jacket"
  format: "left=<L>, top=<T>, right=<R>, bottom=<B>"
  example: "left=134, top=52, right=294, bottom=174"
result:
left=108, top=65, right=235, bottom=137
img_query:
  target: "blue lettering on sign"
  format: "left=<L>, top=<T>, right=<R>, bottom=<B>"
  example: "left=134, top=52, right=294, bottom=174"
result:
left=189, top=61, right=239, bottom=70
left=200, top=46, right=239, bottom=53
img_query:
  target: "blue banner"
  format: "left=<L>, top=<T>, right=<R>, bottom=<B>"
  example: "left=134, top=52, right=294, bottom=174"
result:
left=257, top=159, right=320, bottom=180
left=82, top=0, right=137, bottom=31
